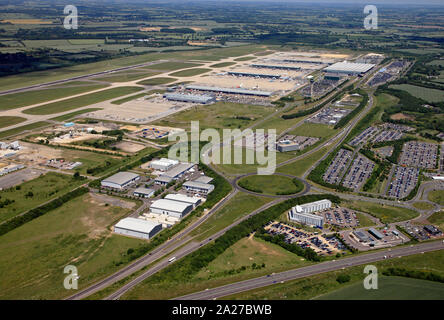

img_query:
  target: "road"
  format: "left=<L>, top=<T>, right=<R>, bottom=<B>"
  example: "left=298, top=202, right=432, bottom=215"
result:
left=66, top=189, right=240, bottom=300
left=174, top=240, right=444, bottom=300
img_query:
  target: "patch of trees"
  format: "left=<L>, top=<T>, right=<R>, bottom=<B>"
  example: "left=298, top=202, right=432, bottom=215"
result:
left=383, top=267, right=444, bottom=283
left=334, top=89, right=369, bottom=129
left=160, top=28, right=196, bottom=34
left=0, top=187, right=89, bottom=237
left=256, top=33, right=339, bottom=45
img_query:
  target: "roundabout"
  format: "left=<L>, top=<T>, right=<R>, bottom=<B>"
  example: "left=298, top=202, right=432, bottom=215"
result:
left=234, top=172, right=310, bottom=198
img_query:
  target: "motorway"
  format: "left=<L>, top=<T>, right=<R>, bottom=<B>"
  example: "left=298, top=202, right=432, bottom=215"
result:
left=174, top=240, right=444, bottom=300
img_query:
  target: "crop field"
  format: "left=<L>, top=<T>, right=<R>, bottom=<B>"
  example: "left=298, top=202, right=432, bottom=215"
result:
left=169, top=68, right=212, bottom=77
left=0, top=121, right=50, bottom=139
left=0, top=84, right=109, bottom=111
left=190, top=193, right=273, bottom=241
left=0, top=172, right=84, bottom=223
left=225, top=249, right=444, bottom=300
left=238, top=175, right=304, bottom=195
left=343, top=200, right=419, bottom=224
left=0, top=116, right=27, bottom=129
left=317, top=276, right=444, bottom=300
left=22, top=86, right=144, bottom=115
left=137, top=77, right=178, bottom=86
left=0, top=193, right=144, bottom=299
left=389, top=84, right=444, bottom=103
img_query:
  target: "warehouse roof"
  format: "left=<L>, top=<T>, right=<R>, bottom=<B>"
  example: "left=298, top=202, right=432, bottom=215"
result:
left=151, top=158, right=179, bottom=167
left=324, top=62, right=375, bottom=74
left=155, top=175, right=173, bottom=183
left=150, top=199, right=193, bottom=213
left=163, top=162, right=194, bottom=179
left=164, top=92, right=214, bottom=103
left=183, top=181, right=214, bottom=190
left=193, top=176, right=213, bottom=184
left=102, top=172, right=140, bottom=186
left=186, top=84, right=272, bottom=97
left=299, top=199, right=332, bottom=208
left=133, top=187, right=155, bottom=195
left=115, top=217, right=160, bottom=234
left=165, top=193, right=202, bottom=205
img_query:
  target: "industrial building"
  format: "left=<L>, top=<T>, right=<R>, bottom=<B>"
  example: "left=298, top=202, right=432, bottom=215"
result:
left=368, top=228, right=384, bottom=240
left=133, top=187, right=155, bottom=198
left=193, top=175, right=213, bottom=184
left=101, top=172, right=140, bottom=190
left=114, top=217, right=162, bottom=240
left=227, top=71, right=281, bottom=79
left=163, top=92, right=215, bottom=104
left=0, top=164, right=25, bottom=176
left=149, top=158, right=179, bottom=171
left=354, top=230, right=371, bottom=242
left=163, top=162, right=194, bottom=179
left=182, top=180, right=215, bottom=194
left=250, top=64, right=301, bottom=71
left=186, top=85, right=273, bottom=97
left=276, top=136, right=319, bottom=152
left=293, top=199, right=332, bottom=214
left=149, top=199, right=193, bottom=219
left=154, top=175, right=173, bottom=185
left=164, top=193, right=202, bottom=208
left=288, top=210, right=324, bottom=228
left=324, top=62, right=375, bottom=75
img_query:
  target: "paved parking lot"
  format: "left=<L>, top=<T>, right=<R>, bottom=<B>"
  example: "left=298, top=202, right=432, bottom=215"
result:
left=321, top=207, right=360, bottom=228
left=265, top=222, right=347, bottom=255
left=0, top=168, right=45, bottom=190
left=387, top=165, right=419, bottom=198
left=342, top=154, right=375, bottom=191
left=372, top=130, right=403, bottom=143
left=323, top=148, right=353, bottom=185
left=399, top=141, right=438, bottom=169
left=349, top=126, right=379, bottom=146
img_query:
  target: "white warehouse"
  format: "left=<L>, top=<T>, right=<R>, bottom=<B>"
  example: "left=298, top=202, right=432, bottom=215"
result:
left=149, top=158, right=179, bottom=171
left=149, top=199, right=193, bottom=219
left=114, top=217, right=162, bottom=240
left=164, top=193, right=202, bottom=208
left=101, top=172, right=140, bottom=190
left=293, top=199, right=332, bottom=214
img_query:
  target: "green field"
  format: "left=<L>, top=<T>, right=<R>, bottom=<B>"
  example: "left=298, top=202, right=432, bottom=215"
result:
left=234, top=56, right=256, bottom=61
left=190, top=193, right=273, bottom=241
left=154, top=101, right=274, bottom=132
left=137, top=77, right=178, bottom=86
left=237, top=175, right=304, bottom=195
left=0, top=84, right=109, bottom=111
left=428, top=190, right=444, bottom=206
left=0, top=121, right=50, bottom=138
left=0, top=172, right=84, bottom=223
left=317, top=276, right=444, bottom=300
left=389, top=84, right=444, bottom=103
left=412, top=202, right=435, bottom=210
left=344, top=200, right=419, bottom=224
left=209, top=62, right=236, bottom=68
left=169, top=68, right=212, bottom=77
left=224, top=249, right=444, bottom=300
left=277, top=145, right=332, bottom=177
left=0, top=193, right=144, bottom=299
left=0, top=116, right=27, bottom=128
left=49, top=108, right=102, bottom=121
left=22, top=86, right=144, bottom=115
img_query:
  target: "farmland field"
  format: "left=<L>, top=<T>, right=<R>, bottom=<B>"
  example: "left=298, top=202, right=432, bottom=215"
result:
left=389, top=84, right=444, bottom=103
